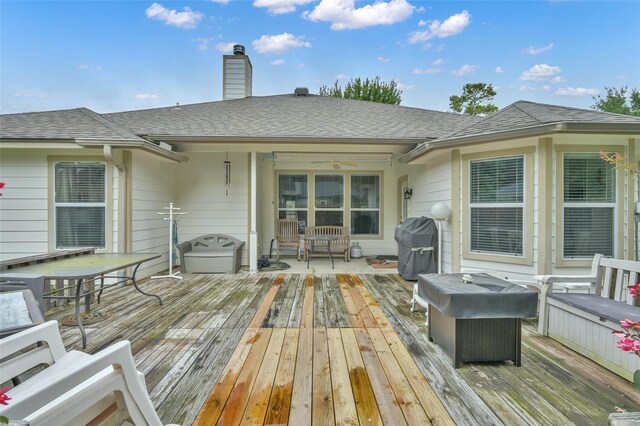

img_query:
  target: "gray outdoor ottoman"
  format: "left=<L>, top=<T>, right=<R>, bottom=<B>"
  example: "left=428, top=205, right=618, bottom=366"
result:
left=418, top=273, right=538, bottom=368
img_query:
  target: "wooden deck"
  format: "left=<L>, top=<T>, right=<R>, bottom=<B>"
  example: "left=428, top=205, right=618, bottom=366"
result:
left=47, top=273, right=640, bottom=425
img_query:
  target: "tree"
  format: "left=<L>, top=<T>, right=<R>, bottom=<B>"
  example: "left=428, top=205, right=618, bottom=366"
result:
left=449, top=83, right=499, bottom=116
left=318, top=76, right=402, bottom=105
left=591, top=86, right=640, bottom=116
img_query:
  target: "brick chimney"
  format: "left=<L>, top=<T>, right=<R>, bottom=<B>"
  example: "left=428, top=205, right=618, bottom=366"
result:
left=223, top=44, right=252, bottom=100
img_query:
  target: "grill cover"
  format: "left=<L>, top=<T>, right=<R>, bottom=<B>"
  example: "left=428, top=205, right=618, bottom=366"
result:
left=394, top=217, right=438, bottom=280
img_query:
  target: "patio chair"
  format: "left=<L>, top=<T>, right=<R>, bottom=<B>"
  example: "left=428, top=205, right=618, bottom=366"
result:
left=0, top=320, right=171, bottom=426
left=276, top=219, right=302, bottom=261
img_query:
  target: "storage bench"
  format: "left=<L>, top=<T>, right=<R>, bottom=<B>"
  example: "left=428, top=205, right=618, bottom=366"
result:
left=538, top=255, right=640, bottom=381
left=177, top=234, right=244, bottom=273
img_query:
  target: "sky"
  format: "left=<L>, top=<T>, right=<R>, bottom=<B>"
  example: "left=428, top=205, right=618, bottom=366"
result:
left=1, top=0, right=639, bottom=115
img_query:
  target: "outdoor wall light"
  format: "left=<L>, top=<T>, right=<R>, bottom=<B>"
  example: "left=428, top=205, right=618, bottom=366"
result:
left=404, top=188, right=413, bottom=200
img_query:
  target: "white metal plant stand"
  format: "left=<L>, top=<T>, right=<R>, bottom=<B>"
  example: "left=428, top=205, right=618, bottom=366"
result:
left=152, top=203, right=187, bottom=280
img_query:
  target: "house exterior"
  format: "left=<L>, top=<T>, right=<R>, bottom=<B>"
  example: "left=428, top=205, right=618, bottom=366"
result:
left=1, top=90, right=639, bottom=280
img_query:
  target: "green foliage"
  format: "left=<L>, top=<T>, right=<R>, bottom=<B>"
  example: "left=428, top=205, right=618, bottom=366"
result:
left=449, top=83, right=499, bottom=116
left=591, top=86, right=640, bottom=116
left=318, top=76, right=402, bottom=105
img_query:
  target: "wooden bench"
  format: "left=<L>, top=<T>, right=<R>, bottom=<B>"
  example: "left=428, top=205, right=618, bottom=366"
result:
left=304, top=226, right=350, bottom=262
left=537, top=254, right=640, bottom=381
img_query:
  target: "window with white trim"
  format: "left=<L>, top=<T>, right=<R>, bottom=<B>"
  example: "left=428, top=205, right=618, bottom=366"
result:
left=469, top=156, right=524, bottom=256
left=351, top=174, right=380, bottom=235
left=315, top=174, right=344, bottom=226
left=277, top=172, right=381, bottom=236
left=277, top=174, right=308, bottom=234
left=563, top=152, right=615, bottom=258
left=54, top=161, right=106, bottom=249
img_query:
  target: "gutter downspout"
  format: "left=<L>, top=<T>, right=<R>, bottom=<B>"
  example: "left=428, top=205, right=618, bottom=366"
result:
left=104, top=145, right=128, bottom=253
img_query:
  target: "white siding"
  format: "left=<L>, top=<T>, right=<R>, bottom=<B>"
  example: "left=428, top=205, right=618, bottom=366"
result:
left=0, top=148, right=120, bottom=262
left=0, top=151, right=49, bottom=260
left=223, top=57, right=252, bottom=100
left=130, top=151, right=177, bottom=277
left=174, top=152, right=250, bottom=265
left=406, top=151, right=454, bottom=272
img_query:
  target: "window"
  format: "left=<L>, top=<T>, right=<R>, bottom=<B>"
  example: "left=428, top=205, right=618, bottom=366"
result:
left=351, top=175, right=380, bottom=235
left=315, top=174, right=344, bottom=226
left=469, top=156, right=524, bottom=256
left=278, top=174, right=308, bottom=234
left=563, top=152, right=615, bottom=258
left=277, top=172, right=381, bottom=236
left=54, top=162, right=106, bottom=249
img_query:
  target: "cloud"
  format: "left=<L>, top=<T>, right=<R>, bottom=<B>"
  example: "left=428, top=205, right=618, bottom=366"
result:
left=519, top=85, right=550, bottom=91
left=77, top=65, right=102, bottom=72
left=408, top=10, right=470, bottom=44
left=525, top=43, right=554, bottom=55
left=519, top=63, right=561, bottom=81
left=254, top=0, right=314, bottom=15
left=418, top=19, right=427, bottom=27
left=550, top=76, right=566, bottom=83
left=495, top=66, right=504, bottom=73
left=451, top=64, right=478, bottom=77
left=336, top=73, right=349, bottom=80
left=196, top=37, right=213, bottom=50
left=210, top=0, right=230, bottom=4
left=432, top=58, right=447, bottom=66
left=134, top=94, right=160, bottom=100
left=215, top=42, right=238, bottom=52
left=304, top=0, right=414, bottom=30
left=396, top=82, right=414, bottom=90
left=377, top=56, right=390, bottom=63
left=270, top=59, right=285, bottom=65
left=145, top=3, right=203, bottom=29
left=252, top=33, right=311, bottom=54
left=555, top=87, right=599, bottom=96
left=414, top=67, right=442, bottom=75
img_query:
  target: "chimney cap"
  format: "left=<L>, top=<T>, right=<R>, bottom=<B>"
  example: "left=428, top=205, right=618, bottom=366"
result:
left=294, top=87, right=309, bottom=96
left=233, top=44, right=245, bottom=55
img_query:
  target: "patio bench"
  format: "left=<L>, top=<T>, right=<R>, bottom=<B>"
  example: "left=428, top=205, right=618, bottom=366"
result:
left=304, top=226, right=350, bottom=262
left=177, top=234, right=244, bottom=273
left=537, top=254, right=640, bottom=381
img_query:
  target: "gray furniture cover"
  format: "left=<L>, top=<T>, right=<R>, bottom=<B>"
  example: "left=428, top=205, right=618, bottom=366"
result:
left=395, top=217, right=437, bottom=280
left=418, top=273, right=537, bottom=319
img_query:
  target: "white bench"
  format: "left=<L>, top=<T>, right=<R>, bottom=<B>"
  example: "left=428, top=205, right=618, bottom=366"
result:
left=537, top=254, right=640, bottom=381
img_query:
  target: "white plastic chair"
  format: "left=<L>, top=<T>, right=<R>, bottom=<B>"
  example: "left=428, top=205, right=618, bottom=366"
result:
left=0, top=321, right=171, bottom=426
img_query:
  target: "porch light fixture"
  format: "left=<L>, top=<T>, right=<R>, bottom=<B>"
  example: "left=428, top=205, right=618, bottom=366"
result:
left=430, top=202, right=451, bottom=274
left=404, top=188, right=413, bottom=200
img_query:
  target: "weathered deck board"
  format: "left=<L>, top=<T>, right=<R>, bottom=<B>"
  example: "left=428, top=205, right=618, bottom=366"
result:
left=265, top=327, right=299, bottom=425
left=49, top=272, right=640, bottom=425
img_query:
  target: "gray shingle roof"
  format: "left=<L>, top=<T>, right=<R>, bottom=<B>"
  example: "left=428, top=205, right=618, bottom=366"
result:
left=0, top=107, right=144, bottom=141
left=442, top=100, right=640, bottom=140
left=104, top=94, right=481, bottom=141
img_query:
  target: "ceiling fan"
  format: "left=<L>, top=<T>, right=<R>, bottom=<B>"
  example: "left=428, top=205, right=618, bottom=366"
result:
left=311, top=160, right=358, bottom=170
